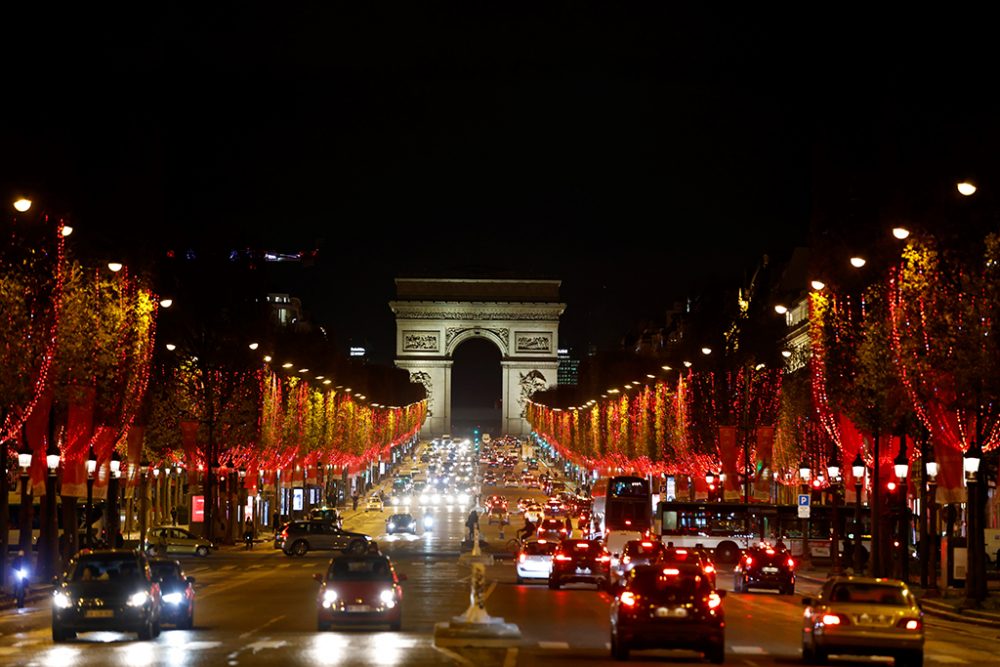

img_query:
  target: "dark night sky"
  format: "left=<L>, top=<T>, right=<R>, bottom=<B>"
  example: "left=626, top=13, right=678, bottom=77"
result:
left=3, top=7, right=997, bottom=363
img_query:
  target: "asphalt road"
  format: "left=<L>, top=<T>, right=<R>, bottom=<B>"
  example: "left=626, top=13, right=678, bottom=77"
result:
left=2, top=478, right=1000, bottom=665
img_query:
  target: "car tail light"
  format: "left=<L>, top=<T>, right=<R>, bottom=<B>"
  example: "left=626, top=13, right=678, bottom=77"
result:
left=598, top=554, right=611, bottom=563
left=641, top=541, right=653, bottom=548
left=555, top=554, right=573, bottom=561
left=787, top=557, right=795, bottom=568
left=707, top=592, right=722, bottom=609
left=576, top=542, right=589, bottom=549
left=619, top=591, right=636, bottom=607
left=765, top=548, right=775, bottom=555
left=675, top=549, right=687, bottom=555
left=897, top=618, right=922, bottom=630
left=744, top=556, right=753, bottom=566
left=624, top=519, right=632, bottom=526
left=662, top=568, right=680, bottom=575
left=821, top=613, right=848, bottom=626
left=537, top=539, right=547, bottom=544
left=518, top=553, right=526, bottom=563
left=703, top=564, right=715, bottom=574
left=622, top=555, right=631, bottom=564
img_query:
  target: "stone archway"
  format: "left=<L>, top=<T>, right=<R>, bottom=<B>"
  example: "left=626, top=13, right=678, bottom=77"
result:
left=390, top=278, right=565, bottom=437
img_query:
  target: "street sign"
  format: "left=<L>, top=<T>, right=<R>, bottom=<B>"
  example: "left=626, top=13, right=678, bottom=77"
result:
left=798, top=493, right=810, bottom=518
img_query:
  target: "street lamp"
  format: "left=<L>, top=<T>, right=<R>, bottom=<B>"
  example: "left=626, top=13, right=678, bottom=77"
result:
left=108, top=451, right=122, bottom=548
left=893, top=445, right=910, bottom=582
left=964, top=442, right=984, bottom=605
left=851, top=453, right=865, bottom=574
left=42, top=442, right=60, bottom=579
left=925, top=454, right=940, bottom=595
left=17, top=444, right=32, bottom=554
left=85, top=446, right=97, bottom=548
left=827, top=457, right=843, bottom=575
left=139, top=457, right=150, bottom=552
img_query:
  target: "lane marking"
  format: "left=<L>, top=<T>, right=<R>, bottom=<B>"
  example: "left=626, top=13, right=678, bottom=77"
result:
left=220, top=565, right=237, bottom=571
left=538, top=641, right=569, bottom=649
left=930, top=657, right=968, bottom=664
left=433, top=645, right=476, bottom=666
left=239, top=614, right=287, bottom=639
left=732, top=646, right=766, bottom=654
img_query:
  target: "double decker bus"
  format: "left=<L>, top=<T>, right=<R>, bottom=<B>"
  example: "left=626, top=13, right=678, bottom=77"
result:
left=592, top=476, right=653, bottom=558
left=656, top=500, right=873, bottom=564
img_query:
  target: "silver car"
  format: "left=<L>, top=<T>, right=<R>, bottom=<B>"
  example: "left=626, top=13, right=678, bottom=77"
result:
left=146, top=527, right=215, bottom=557
left=801, top=576, right=924, bottom=666
left=277, top=520, right=371, bottom=557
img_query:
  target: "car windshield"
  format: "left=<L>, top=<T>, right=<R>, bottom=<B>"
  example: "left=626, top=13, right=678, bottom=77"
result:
left=328, top=557, right=393, bottom=581
left=631, top=569, right=702, bottom=597
left=69, top=557, right=145, bottom=582
left=151, top=562, right=182, bottom=581
left=389, top=515, right=413, bottom=522
left=829, top=583, right=908, bottom=606
left=523, top=542, right=557, bottom=556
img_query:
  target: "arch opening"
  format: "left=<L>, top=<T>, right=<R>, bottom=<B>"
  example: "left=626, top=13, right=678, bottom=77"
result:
left=450, top=337, right=501, bottom=437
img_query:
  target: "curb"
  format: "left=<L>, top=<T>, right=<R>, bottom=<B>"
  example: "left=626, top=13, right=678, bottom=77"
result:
left=918, top=599, right=1000, bottom=628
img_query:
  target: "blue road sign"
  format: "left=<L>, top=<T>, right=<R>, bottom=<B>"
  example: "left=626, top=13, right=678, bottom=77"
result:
left=798, top=494, right=810, bottom=506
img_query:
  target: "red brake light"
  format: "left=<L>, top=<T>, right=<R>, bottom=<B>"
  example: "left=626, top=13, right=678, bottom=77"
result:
left=745, top=556, right=753, bottom=566
left=598, top=555, right=611, bottom=563
left=576, top=542, right=589, bottom=549
left=622, top=555, right=631, bottom=564
left=787, top=558, right=795, bottom=568
left=765, top=548, right=775, bottom=555
left=641, top=541, right=653, bottom=547
left=898, top=618, right=922, bottom=630
left=538, top=539, right=547, bottom=544
left=675, top=549, right=688, bottom=555
left=707, top=592, right=722, bottom=609
left=555, top=554, right=572, bottom=561
left=518, top=553, right=526, bottom=563
left=703, top=564, right=715, bottom=574
left=624, top=519, right=631, bottom=526
left=821, top=613, right=845, bottom=626
left=662, top=568, right=680, bottom=575
left=619, top=591, right=636, bottom=607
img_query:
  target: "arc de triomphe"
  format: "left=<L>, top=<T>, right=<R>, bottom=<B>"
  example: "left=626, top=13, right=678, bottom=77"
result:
left=390, top=278, right=565, bottom=437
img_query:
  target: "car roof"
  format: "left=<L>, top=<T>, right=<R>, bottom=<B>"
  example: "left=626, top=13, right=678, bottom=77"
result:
left=826, top=575, right=909, bottom=588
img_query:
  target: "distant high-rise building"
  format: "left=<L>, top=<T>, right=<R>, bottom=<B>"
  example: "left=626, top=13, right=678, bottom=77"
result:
left=557, top=347, right=580, bottom=386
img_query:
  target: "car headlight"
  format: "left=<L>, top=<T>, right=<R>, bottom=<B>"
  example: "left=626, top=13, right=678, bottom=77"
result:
left=163, top=592, right=184, bottom=605
left=127, top=591, right=150, bottom=607
left=458, top=493, right=470, bottom=504
left=402, top=496, right=410, bottom=505
left=388, top=522, right=396, bottom=530
left=380, top=589, right=396, bottom=608
left=432, top=494, right=441, bottom=504
left=322, top=589, right=338, bottom=608
left=53, top=591, right=73, bottom=609
left=420, top=494, right=429, bottom=504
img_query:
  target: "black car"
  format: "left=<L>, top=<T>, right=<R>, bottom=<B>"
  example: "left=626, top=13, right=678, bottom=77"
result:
left=611, top=563, right=725, bottom=663
left=149, top=558, right=195, bottom=629
left=549, top=539, right=612, bottom=590
left=734, top=543, right=796, bottom=594
left=51, top=549, right=162, bottom=642
left=386, top=513, right=417, bottom=535
left=276, top=520, right=372, bottom=556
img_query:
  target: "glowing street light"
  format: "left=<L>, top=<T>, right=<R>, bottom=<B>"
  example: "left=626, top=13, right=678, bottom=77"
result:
left=850, top=256, right=867, bottom=268
left=774, top=304, right=788, bottom=315
left=810, top=280, right=826, bottom=291
left=108, top=262, right=124, bottom=272
left=60, top=225, right=74, bottom=237
left=13, top=198, right=32, bottom=212
left=683, top=361, right=692, bottom=368
left=892, top=226, right=911, bottom=240
left=282, top=362, right=294, bottom=368
left=263, top=355, right=272, bottom=362
left=248, top=342, right=259, bottom=350
left=701, top=347, right=712, bottom=355
left=957, top=181, right=977, bottom=196
left=165, top=343, right=176, bottom=351
left=159, top=298, right=173, bottom=308
left=781, top=349, right=793, bottom=358
left=661, top=365, right=672, bottom=371
left=298, top=368, right=309, bottom=373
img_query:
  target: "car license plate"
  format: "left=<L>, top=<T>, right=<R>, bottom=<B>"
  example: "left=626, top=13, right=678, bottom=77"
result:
left=762, top=566, right=779, bottom=574
left=654, top=607, right=687, bottom=618
left=346, top=605, right=371, bottom=613
left=85, top=610, right=114, bottom=619
left=575, top=567, right=591, bottom=574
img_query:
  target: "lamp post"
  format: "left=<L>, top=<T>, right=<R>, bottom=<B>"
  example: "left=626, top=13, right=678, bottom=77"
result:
left=108, top=451, right=122, bottom=548
left=85, top=446, right=97, bottom=548
left=925, top=457, right=940, bottom=595
left=852, top=453, right=866, bottom=574
left=893, top=443, right=910, bottom=582
left=18, top=444, right=33, bottom=554
left=42, top=442, right=60, bottom=580
left=963, top=443, right=984, bottom=606
left=827, top=457, right=843, bottom=575
left=799, top=460, right=812, bottom=566
left=138, top=458, right=150, bottom=553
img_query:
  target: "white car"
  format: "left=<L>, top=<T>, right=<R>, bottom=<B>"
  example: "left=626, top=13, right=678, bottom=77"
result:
left=516, top=539, right=557, bottom=583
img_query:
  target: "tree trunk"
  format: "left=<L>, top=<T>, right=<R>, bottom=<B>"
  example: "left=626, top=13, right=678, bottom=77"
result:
left=0, top=436, right=9, bottom=588
left=61, top=496, right=78, bottom=562
left=871, top=429, right=881, bottom=578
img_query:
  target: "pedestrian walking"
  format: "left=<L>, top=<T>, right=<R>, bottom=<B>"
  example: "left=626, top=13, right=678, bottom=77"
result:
left=352, top=491, right=360, bottom=511
left=465, top=508, right=480, bottom=542
left=243, top=518, right=255, bottom=550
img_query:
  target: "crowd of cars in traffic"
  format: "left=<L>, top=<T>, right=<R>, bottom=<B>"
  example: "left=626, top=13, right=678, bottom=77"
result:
left=42, top=434, right=927, bottom=666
